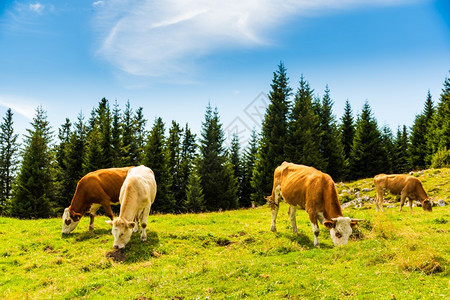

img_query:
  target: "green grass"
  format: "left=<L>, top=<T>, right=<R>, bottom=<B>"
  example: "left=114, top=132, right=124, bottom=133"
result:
left=1, top=171, right=449, bottom=299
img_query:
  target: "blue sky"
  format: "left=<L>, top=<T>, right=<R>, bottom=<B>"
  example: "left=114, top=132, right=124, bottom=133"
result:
left=0, top=0, right=449, bottom=147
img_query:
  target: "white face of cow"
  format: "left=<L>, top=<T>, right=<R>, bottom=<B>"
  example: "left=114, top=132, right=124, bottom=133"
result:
left=106, top=218, right=135, bottom=249
left=62, top=208, right=80, bottom=234
left=329, top=217, right=353, bottom=246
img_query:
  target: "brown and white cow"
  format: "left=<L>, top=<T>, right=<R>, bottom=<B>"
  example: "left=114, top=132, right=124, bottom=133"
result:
left=266, top=162, right=362, bottom=247
left=373, top=174, right=432, bottom=212
left=62, top=167, right=134, bottom=234
left=106, top=165, right=157, bottom=249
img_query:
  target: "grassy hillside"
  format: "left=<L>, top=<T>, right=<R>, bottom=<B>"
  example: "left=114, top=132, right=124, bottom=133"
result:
left=0, top=170, right=449, bottom=299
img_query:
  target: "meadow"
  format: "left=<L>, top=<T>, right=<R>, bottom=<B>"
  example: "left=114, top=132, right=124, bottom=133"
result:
left=0, top=169, right=449, bottom=299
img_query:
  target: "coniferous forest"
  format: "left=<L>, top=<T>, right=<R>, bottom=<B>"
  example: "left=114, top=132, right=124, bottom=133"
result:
left=1, top=64, right=449, bottom=218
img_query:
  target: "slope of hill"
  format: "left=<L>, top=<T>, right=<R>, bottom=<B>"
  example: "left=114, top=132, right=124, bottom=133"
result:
left=0, top=170, right=449, bottom=299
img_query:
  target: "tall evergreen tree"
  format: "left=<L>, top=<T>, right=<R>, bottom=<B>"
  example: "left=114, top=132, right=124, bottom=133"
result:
left=241, top=129, right=258, bottom=207
left=11, top=107, right=55, bottom=218
left=54, top=118, right=72, bottom=210
left=410, top=91, right=434, bottom=169
left=185, top=167, right=205, bottom=213
left=428, top=73, right=450, bottom=159
left=229, top=133, right=242, bottom=203
left=111, top=101, right=123, bottom=167
left=179, top=124, right=197, bottom=210
left=317, top=85, right=345, bottom=180
left=198, top=104, right=238, bottom=211
left=340, top=100, right=355, bottom=161
left=285, top=75, right=323, bottom=168
left=143, top=117, right=175, bottom=213
left=121, top=101, right=137, bottom=166
left=134, top=107, right=147, bottom=165
left=0, top=108, right=19, bottom=213
left=393, top=125, right=410, bottom=173
left=350, top=102, right=383, bottom=179
left=252, top=62, right=292, bottom=205
left=380, top=125, right=395, bottom=174
left=167, top=121, right=184, bottom=212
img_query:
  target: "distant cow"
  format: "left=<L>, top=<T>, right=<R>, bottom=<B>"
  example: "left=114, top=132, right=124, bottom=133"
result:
left=373, top=174, right=432, bottom=212
left=266, top=162, right=362, bottom=247
left=62, top=167, right=134, bottom=234
left=107, top=166, right=157, bottom=249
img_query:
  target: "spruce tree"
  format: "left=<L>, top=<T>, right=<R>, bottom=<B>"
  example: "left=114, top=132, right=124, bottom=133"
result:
left=198, top=104, right=238, bottom=211
left=179, top=124, right=197, bottom=210
left=134, top=107, right=147, bottom=164
left=229, top=133, right=242, bottom=204
left=111, top=101, right=123, bottom=167
left=393, top=125, right=410, bottom=173
left=143, top=117, right=175, bottom=213
left=11, top=107, right=55, bottom=218
left=185, top=167, right=205, bottom=213
left=285, top=75, right=323, bottom=168
left=410, top=91, right=434, bottom=169
left=317, top=85, right=345, bottom=180
left=167, top=121, right=184, bottom=212
left=241, top=129, right=258, bottom=207
left=251, top=62, right=291, bottom=205
left=350, top=101, right=383, bottom=179
left=380, top=125, right=395, bottom=174
left=121, top=101, right=137, bottom=166
left=340, top=100, right=355, bottom=161
left=54, top=118, right=72, bottom=210
left=428, top=73, right=450, bottom=159
left=0, top=108, right=19, bottom=214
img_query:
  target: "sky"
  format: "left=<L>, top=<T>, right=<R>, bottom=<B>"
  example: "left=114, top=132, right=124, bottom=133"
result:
left=0, top=0, right=449, bottom=147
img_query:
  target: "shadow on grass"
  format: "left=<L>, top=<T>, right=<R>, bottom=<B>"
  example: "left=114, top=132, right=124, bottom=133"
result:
left=61, top=228, right=112, bottom=241
left=105, top=231, right=160, bottom=263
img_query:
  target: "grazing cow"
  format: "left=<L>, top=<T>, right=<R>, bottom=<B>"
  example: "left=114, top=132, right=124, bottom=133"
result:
left=62, top=167, right=134, bottom=234
left=266, top=162, right=362, bottom=247
left=373, top=174, right=432, bottom=212
left=107, top=165, right=157, bottom=249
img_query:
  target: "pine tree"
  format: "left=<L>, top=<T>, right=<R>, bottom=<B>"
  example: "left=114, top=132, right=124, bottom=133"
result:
left=83, top=126, right=103, bottom=173
left=428, top=73, right=450, bottom=160
left=133, top=107, right=147, bottom=165
left=121, top=101, right=137, bottom=166
left=340, top=100, right=355, bottom=161
left=167, top=121, right=184, bottom=212
left=0, top=108, right=19, bottom=214
left=179, top=124, right=197, bottom=210
left=350, top=101, right=383, bottom=179
left=380, top=125, right=395, bottom=174
left=111, top=101, right=123, bottom=167
left=198, top=104, right=238, bottom=211
left=285, top=75, right=323, bottom=168
left=252, top=62, right=291, bottom=205
left=54, top=118, right=72, bottom=210
left=185, top=167, right=205, bottom=213
left=241, top=129, right=258, bottom=207
left=410, top=91, right=434, bottom=169
left=317, top=85, right=345, bottom=180
left=143, top=117, right=175, bottom=213
left=11, top=107, right=55, bottom=218
left=393, top=125, right=410, bottom=173
left=229, top=133, right=242, bottom=204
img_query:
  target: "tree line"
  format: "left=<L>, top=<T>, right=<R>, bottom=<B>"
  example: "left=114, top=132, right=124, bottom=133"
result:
left=0, top=64, right=449, bottom=218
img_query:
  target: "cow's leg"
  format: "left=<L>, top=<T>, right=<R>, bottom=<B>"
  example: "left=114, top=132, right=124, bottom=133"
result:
left=270, top=185, right=281, bottom=232
left=375, top=189, right=385, bottom=212
left=88, top=203, right=102, bottom=230
left=309, top=215, right=320, bottom=247
left=288, top=206, right=298, bottom=234
left=103, top=203, right=115, bottom=221
left=140, top=205, right=151, bottom=242
left=399, top=193, right=407, bottom=212
left=408, top=197, right=413, bottom=212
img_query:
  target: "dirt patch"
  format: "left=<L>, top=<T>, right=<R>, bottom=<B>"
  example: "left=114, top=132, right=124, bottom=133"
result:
left=106, top=249, right=127, bottom=262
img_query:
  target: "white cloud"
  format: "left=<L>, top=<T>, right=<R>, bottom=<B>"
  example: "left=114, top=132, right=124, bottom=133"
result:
left=29, top=2, right=45, bottom=14
left=93, top=0, right=419, bottom=78
left=0, top=96, right=37, bottom=120
left=93, top=1, right=105, bottom=7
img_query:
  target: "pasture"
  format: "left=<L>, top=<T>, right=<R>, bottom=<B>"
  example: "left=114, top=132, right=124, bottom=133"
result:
left=1, top=170, right=449, bottom=299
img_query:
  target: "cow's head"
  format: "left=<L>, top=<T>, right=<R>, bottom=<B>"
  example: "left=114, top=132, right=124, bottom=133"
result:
left=422, top=198, right=433, bottom=212
left=324, top=217, right=362, bottom=246
left=106, top=218, right=136, bottom=249
left=62, top=207, right=82, bottom=234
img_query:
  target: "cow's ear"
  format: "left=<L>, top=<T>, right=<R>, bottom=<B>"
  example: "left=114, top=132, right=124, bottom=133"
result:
left=128, top=222, right=136, bottom=229
left=106, top=220, right=113, bottom=227
left=323, top=220, right=335, bottom=229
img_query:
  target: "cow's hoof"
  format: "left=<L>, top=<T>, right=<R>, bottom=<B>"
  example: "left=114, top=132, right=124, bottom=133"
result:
left=270, top=226, right=276, bottom=232
left=141, top=237, right=147, bottom=242
left=88, top=225, right=94, bottom=231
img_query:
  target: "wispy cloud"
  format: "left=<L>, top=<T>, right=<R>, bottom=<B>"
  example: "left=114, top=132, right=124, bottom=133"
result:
left=29, top=3, right=45, bottom=14
left=0, top=96, right=38, bottom=120
left=93, top=0, right=419, bottom=78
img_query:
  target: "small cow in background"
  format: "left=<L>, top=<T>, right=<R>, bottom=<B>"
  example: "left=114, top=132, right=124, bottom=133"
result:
left=266, top=162, right=362, bottom=247
left=62, top=167, right=134, bottom=234
left=107, top=165, right=157, bottom=249
left=373, top=174, right=432, bottom=212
